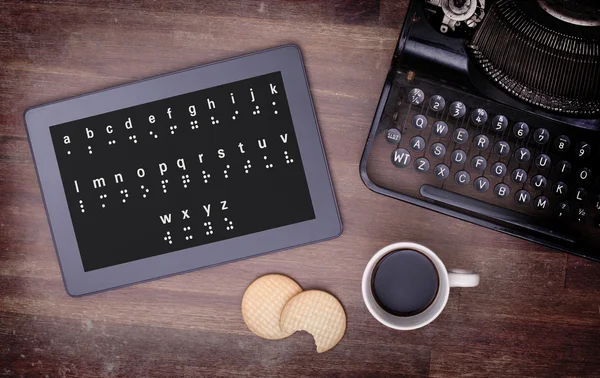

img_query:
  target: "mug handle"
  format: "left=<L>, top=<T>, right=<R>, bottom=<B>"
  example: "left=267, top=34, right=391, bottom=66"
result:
left=447, top=269, right=480, bottom=287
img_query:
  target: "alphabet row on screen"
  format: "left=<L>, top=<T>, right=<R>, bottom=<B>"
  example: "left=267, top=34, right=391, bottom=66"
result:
left=73, top=134, right=296, bottom=193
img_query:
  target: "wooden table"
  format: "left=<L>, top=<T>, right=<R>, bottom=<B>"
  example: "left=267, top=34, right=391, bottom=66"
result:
left=2, top=1, right=600, bottom=376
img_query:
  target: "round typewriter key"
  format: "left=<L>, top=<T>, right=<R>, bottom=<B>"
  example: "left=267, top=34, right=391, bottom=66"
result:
left=554, top=202, right=570, bottom=218
left=471, top=156, right=487, bottom=172
left=414, top=157, right=430, bottom=173
left=577, top=142, right=591, bottom=158
left=408, top=88, right=425, bottom=105
left=449, top=101, right=466, bottom=118
left=531, top=175, right=547, bottom=190
left=511, top=168, right=527, bottom=184
left=494, top=183, right=510, bottom=198
left=412, top=114, right=428, bottom=130
left=575, top=188, right=587, bottom=202
left=515, top=148, right=531, bottom=163
left=574, top=207, right=586, bottom=223
left=434, top=164, right=450, bottom=180
left=515, top=190, right=531, bottom=205
left=433, top=121, right=448, bottom=137
left=391, top=148, right=411, bottom=168
left=491, top=162, right=507, bottom=178
left=385, top=128, right=401, bottom=144
left=451, top=149, right=467, bottom=165
left=430, top=143, right=446, bottom=159
left=454, top=170, right=470, bottom=186
left=452, top=128, right=469, bottom=144
left=473, top=134, right=489, bottom=151
left=533, top=128, right=550, bottom=144
left=594, top=215, right=600, bottom=228
left=534, top=196, right=549, bottom=210
left=474, top=177, right=490, bottom=192
left=492, top=115, right=508, bottom=132
left=535, top=154, right=551, bottom=169
left=470, top=108, right=488, bottom=126
left=493, top=141, right=510, bottom=157
left=410, top=136, right=426, bottom=152
left=577, top=167, right=591, bottom=181
left=556, top=160, right=572, bottom=175
left=554, top=135, right=570, bottom=152
left=429, top=95, right=446, bottom=112
left=513, top=122, right=529, bottom=139
left=552, top=181, right=568, bottom=196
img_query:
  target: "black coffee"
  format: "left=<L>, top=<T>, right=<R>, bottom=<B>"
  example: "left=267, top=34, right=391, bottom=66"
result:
left=371, top=249, right=439, bottom=316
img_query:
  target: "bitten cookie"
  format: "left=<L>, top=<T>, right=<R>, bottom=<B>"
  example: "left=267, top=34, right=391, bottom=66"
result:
left=241, top=274, right=303, bottom=340
left=279, top=290, right=346, bottom=353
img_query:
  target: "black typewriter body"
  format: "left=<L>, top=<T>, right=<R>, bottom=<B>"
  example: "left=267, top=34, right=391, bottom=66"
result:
left=360, top=0, right=600, bottom=260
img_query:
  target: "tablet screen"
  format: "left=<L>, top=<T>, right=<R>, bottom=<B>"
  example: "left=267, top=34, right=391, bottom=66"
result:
left=50, top=72, right=315, bottom=271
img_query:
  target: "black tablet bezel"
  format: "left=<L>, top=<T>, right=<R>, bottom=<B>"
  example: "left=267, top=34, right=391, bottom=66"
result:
left=24, top=45, right=342, bottom=296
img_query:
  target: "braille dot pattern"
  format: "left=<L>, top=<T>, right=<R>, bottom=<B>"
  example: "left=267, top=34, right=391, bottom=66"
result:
left=161, top=179, right=169, bottom=193
left=202, top=170, right=211, bottom=183
left=120, top=189, right=129, bottom=203
left=190, top=120, right=199, bottom=130
left=149, top=131, right=158, bottom=139
left=211, top=116, right=220, bottom=125
left=164, top=231, right=172, bottom=244
left=181, top=174, right=190, bottom=188
left=225, top=218, right=234, bottom=231
left=204, top=221, right=214, bottom=235
left=253, top=105, right=261, bottom=115
left=232, top=110, right=239, bottom=120
left=244, top=160, right=252, bottom=174
left=169, top=125, right=178, bottom=134
left=224, top=165, right=230, bottom=179
left=141, top=185, right=149, bottom=198
left=284, top=151, right=294, bottom=164
left=108, top=139, right=116, bottom=145
left=88, top=146, right=93, bottom=154
left=128, top=135, right=137, bottom=143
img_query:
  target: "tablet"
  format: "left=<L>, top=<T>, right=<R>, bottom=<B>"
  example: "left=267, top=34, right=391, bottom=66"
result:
left=24, top=45, right=342, bottom=296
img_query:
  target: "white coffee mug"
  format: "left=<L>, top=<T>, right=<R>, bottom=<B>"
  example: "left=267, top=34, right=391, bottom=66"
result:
left=362, top=242, right=479, bottom=330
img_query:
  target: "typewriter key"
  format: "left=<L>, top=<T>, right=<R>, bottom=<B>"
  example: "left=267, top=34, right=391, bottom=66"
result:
left=491, top=162, right=507, bottom=178
left=553, top=182, right=568, bottom=196
left=474, top=177, right=490, bottom=192
left=531, top=175, right=547, bottom=189
left=454, top=170, right=470, bottom=186
left=554, top=135, right=570, bottom=152
left=494, top=183, right=510, bottom=198
left=429, top=95, right=445, bottom=112
left=386, top=128, right=401, bottom=144
left=470, top=108, right=488, bottom=126
left=533, top=128, right=550, bottom=144
left=408, top=88, right=425, bottom=105
left=555, top=203, right=570, bottom=217
left=577, top=142, right=591, bottom=158
left=575, top=188, right=587, bottom=202
left=493, top=141, right=510, bottom=157
left=513, top=122, right=529, bottom=139
left=492, top=115, right=508, bottom=132
left=511, top=169, right=527, bottom=184
left=433, top=121, right=448, bottom=137
left=515, top=190, right=531, bottom=205
left=534, top=196, right=549, bottom=210
left=449, top=101, right=466, bottom=118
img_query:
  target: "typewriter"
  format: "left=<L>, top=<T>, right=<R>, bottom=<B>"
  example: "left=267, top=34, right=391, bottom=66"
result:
left=360, top=0, right=600, bottom=260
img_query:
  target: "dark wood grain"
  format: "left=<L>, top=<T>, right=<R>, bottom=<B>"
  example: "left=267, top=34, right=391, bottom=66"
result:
left=1, top=0, right=599, bottom=377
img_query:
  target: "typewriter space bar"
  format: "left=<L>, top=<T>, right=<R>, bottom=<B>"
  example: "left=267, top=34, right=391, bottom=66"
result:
left=419, top=185, right=576, bottom=244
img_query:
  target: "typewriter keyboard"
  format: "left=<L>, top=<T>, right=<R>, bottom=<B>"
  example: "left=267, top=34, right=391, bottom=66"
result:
left=364, top=71, right=599, bottom=259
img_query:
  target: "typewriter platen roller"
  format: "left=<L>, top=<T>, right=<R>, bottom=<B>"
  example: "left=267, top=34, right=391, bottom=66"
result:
left=361, top=0, right=600, bottom=261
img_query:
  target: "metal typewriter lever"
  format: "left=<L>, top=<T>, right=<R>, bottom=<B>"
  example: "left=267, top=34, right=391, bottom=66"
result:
left=419, top=184, right=577, bottom=244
